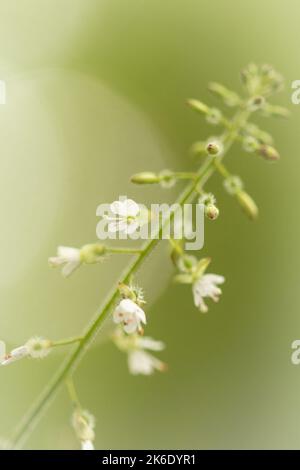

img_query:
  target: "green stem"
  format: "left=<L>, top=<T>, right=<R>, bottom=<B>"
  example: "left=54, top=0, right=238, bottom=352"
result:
left=51, top=336, right=83, bottom=348
left=66, top=378, right=81, bottom=409
left=214, top=159, right=231, bottom=179
left=10, top=106, right=250, bottom=450
left=106, top=247, right=143, bottom=255
left=173, top=171, right=197, bottom=180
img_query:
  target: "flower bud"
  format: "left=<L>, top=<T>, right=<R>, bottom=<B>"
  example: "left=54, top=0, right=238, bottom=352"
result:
left=262, top=104, right=290, bottom=118
left=208, top=82, right=241, bottom=107
left=258, top=144, right=280, bottom=161
left=187, top=99, right=209, bottom=115
left=205, top=204, right=219, bottom=220
left=206, top=141, right=221, bottom=156
left=80, top=244, right=106, bottom=264
left=236, top=190, right=258, bottom=220
left=131, top=172, right=160, bottom=184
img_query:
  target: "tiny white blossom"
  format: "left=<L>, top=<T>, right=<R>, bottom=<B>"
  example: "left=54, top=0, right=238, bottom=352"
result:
left=192, top=274, right=225, bottom=313
left=106, top=198, right=142, bottom=234
left=25, top=337, right=51, bottom=359
left=49, top=246, right=81, bottom=277
left=113, top=298, right=146, bottom=334
left=128, top=350, right=166, bottom=375
left=81, top=440, right=94, bottom=450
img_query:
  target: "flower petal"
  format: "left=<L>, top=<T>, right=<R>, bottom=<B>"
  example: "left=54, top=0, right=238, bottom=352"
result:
left=125, top=199, right=140, bottom=217
left=62, top=261, right=81, bottom=278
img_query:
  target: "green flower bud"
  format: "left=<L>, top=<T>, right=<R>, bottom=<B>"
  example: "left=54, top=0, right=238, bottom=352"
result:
left=236, top=190, right=258, bottom=220
left=208, top=82, right=241, bottom=107
left=80, top=244, right=106, bottom=264
left=262, top=104, right=290, bottom=118
left=187, top=99, right=209, bottom=115
left=205, top=204, right=219, bottom=220
left=131, top=172, right=160, bottom=184
left=258, top=144, right=280, bottom=161
left=206, top=141, right=221, bottom=156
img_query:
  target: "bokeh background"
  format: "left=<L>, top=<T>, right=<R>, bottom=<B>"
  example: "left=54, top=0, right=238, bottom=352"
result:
left=0, top=0, right=299, bottom=449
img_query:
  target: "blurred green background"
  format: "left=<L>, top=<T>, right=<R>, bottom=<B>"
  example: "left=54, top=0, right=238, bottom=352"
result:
left=0, top=0, right=299, bottom=449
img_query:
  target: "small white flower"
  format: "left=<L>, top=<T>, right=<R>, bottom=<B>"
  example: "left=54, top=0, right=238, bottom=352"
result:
left=192, top=274, right=225, bottom=313
left=49, top=246, right=81, bottom=277
left=106, top=198, right=142, bottom=234
left=128, top=350, right=166, bottom=375
left=81, top=440, right=94, bottom=450
left=113, top=298, right=146, bottom=334
left=25, top=337, right=51, bottom=359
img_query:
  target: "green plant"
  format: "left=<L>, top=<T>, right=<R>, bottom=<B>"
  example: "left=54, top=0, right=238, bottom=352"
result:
left=1, top=64, right=288, bottom=449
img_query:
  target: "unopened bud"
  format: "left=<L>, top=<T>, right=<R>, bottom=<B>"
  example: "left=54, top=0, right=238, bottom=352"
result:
left=262, top=104, right=290, bottom=118
left=206, top=141, right=221, bottom=156
left=131, top=172, right=160, bottom=184
left=187, top=99, right=209, bottom=115
left=208, top=82, right=241, bottom=107
left=80, top=244, right=106, bottom=264
left=258, top=144, right=280, bottom=161
left=205, top=204, right=219, bottom=220
left=236, top=190, right=258, bottom=220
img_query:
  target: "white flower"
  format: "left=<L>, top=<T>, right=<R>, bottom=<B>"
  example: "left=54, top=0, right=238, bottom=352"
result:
left=106, top=198, right=141, bottom=234
left=192, top=274, right=225, bottom=313
left=25, top=337, right=51, bottom=359
left=81, top=440, right=94, bottom=450
left=128, top=350, right=166, bottom=375
left=137, top=336, right=165, bottom=351
left=49, top=246, right=81, bottom=277
left=0, top=341, right=29, bottom=366
left=113, top=298, right=146, bottom=334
